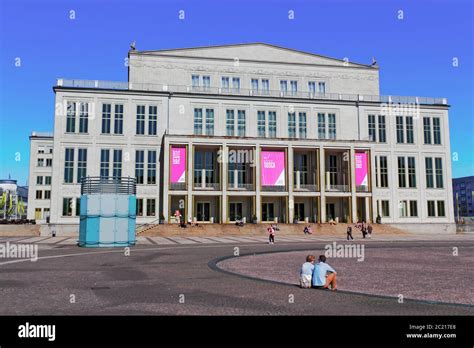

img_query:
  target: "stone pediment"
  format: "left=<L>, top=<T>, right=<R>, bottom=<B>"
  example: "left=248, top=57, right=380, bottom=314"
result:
left=133, top=43, right=373, bottom=69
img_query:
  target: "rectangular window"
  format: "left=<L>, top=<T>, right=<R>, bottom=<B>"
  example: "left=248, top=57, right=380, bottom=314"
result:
left=62, top=198, right=72, bottom=216
left=148, top=105, right=157, bottom=135
left=299, top=112, right=307, bottom=139
left=381, top=200, right=390, bottom=217
left=76, top=198, right=81, bottom=216
left=194, top=108, right=203, bottom=135
left=79, top=102, right=88, bottom=133
left=192, top=75, right=199, bottom=87
left=100, top=149, right=110, bottom=178
left=135, top=150, right=144, bottom=184
left=328, top=113, right=336, bottom=139
left=38, top=146, right=45, bottom=154
left=427, top=201, right=436, bottom=217
left=308, top=81, right=316, bottom=94
left=147, top=150, right=157, bottom=184
left=406, top=116, right=414, bottom=144
left=437, top=201, right=445, bottom=217
left=37, top=158, right=44, bottom=167
left=407, top=157, right=416, bottom=188
left=251, top=79, right=259, bottom=92
left=64, top=148, right=74, bottom=183
left=44, top=190, right=51, bottom=199
left=280, top=80, right=288, bottom=93
left=237, top=110, right=246, bottom=137
left=66, top=102, right=76, bottom=133
left=146, top=199, right=156, bottom=216
left=288, top=112, right=296, bottom=138
left=262, top=79, right=269, bottom=94
left=232, top=77, right=240, bottom=92
left=318, top=113, right=326, bottom=139
left=318, top=82, right=326, bottom=94
left=46, top=159, right=52, bottom=167
left=268, top=111, right=277, bottom=138
left=202, top=76, right=210, bottom=90
left=102, top=103, right=111, bottom=134
left=378, top=115, right=386, bottom=142
left=423, top=117, right=431, bottom=144
left=205, top=109, right=214, bottom=136
left=113, top=150, right=122, bottom=178
left=36, top=190, right=42, bottom=199
left=398, top=157, right=406, bottom=188
left=290, top=80, right=298, bottom=96
left=45, top=176, right=51, bottom=185
left=433, top=117, right=441, bottom=144
left=136, top=105, right=145, bottom=135
left=409, top=200, right=418, bottom=217
left=77, top=149, right=87, bottom=183
left=368, top=115, right=376, bottom=141
left=114, top=104, right=124, bottom=135
left=36, top=176, right=43, bottom=185
left=226, top=110, right=235, bottom=136
left=399, top=200, right=408, bottom=217
left=396, top=116, right=404, bottom=143
left=221, top=77, right=229, bottom=90
left=257, top=111, right=265, bottom=137
left=425, top=158, right=434, bottom=188
left=435, top=157, right=443, bottom=188
left=380, top=156, right=389, bottom=188
left=136, top=198, right=143, bottom=217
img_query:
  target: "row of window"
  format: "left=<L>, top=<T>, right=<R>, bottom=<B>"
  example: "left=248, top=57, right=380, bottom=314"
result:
left=377, top=200, right=446, bottom=218
left=62, top=148, right=158, bottom=184
left=66, top=102, right=159, bottom=136
left=196, top=108, right=336, bottom=139
left=35, top=190, right=51, bottom=200
left=61, top=197, right=157, bottom=217
left=37, top=158, right=52, bottom=167
left=36, top=176, right=52, bottom=185
left=37, top=146, right=53, bottom=154
left=192, top=74, right=326, bottom=95
left=369, top=115, right=442, bottom=145
left=375, top=156, right=444, bottom=189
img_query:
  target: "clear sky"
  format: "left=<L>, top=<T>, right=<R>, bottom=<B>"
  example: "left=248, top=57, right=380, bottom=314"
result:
left=0, top=0, right=473, bottom=185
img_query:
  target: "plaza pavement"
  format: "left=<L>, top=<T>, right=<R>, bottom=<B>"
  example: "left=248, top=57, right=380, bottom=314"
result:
left=0, top=233, right=473, bottom=315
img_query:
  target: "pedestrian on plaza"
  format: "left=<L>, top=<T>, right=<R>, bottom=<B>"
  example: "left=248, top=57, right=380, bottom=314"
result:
left=367, top=224, right=373, bottom=238
left=267, top=225, right=275, bottom=244
left=300, top=255, right=316, bottom=288
left=346, top=226, right=353, bottom=240
left=312, top=255, right=337, bottom=291
left=362, top=225, right=367, bottom=239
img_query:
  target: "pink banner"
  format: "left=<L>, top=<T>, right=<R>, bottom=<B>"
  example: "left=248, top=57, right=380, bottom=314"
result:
left=261, top=151, right=285, bottom=186
left=355, top=152, right=368, bottom=186
left=170, top=147, right=186, bottom=183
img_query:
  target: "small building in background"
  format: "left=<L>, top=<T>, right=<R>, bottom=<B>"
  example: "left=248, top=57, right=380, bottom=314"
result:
left=0, top=179, right=28, bottom=220
left=453, top=176, right=474, bottom=220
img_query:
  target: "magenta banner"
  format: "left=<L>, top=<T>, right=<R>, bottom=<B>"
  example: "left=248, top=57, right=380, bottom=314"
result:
left=261, top=151, right=285, bottom=186
left=170, top=146, right=186, bottom=183
left=355, top=152, right=368, bottom=186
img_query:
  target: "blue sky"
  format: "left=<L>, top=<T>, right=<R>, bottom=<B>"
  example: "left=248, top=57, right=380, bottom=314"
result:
left=0, top=0, right=473, bottom=185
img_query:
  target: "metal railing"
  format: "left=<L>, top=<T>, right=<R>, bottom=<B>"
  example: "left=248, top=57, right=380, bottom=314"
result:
left=294, top=184, right=318, bottom=192
left=261, top=185, right=287, bottom=192
left=194, top=182, right=220, bottom=190
left=170, top=182, right=186, bottom=190
left=56, top=79, right=448, bottom=105
left=325, top=184, right=350, bottom=192
left=356, top=185, right=370, bottom=192
left=227, top=183, right=254, bottom=190
left=81, top=176, right=137, bottom=195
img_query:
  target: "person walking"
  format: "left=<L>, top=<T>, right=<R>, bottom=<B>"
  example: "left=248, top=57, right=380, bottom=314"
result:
left=267, top=225, right=275, bottom=244
left=367, top=224, right=373, bottom=238
left=346, top=226, right=353, bottom=240
left=362, top=225, right=367, bottom=239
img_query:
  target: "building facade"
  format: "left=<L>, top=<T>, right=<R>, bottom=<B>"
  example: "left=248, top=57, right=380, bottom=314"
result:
left=28, top=43, right=455, bottom=232
left=27, top=132, right=54, bottom=222
left=453, top=176, right=474, bottom=219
